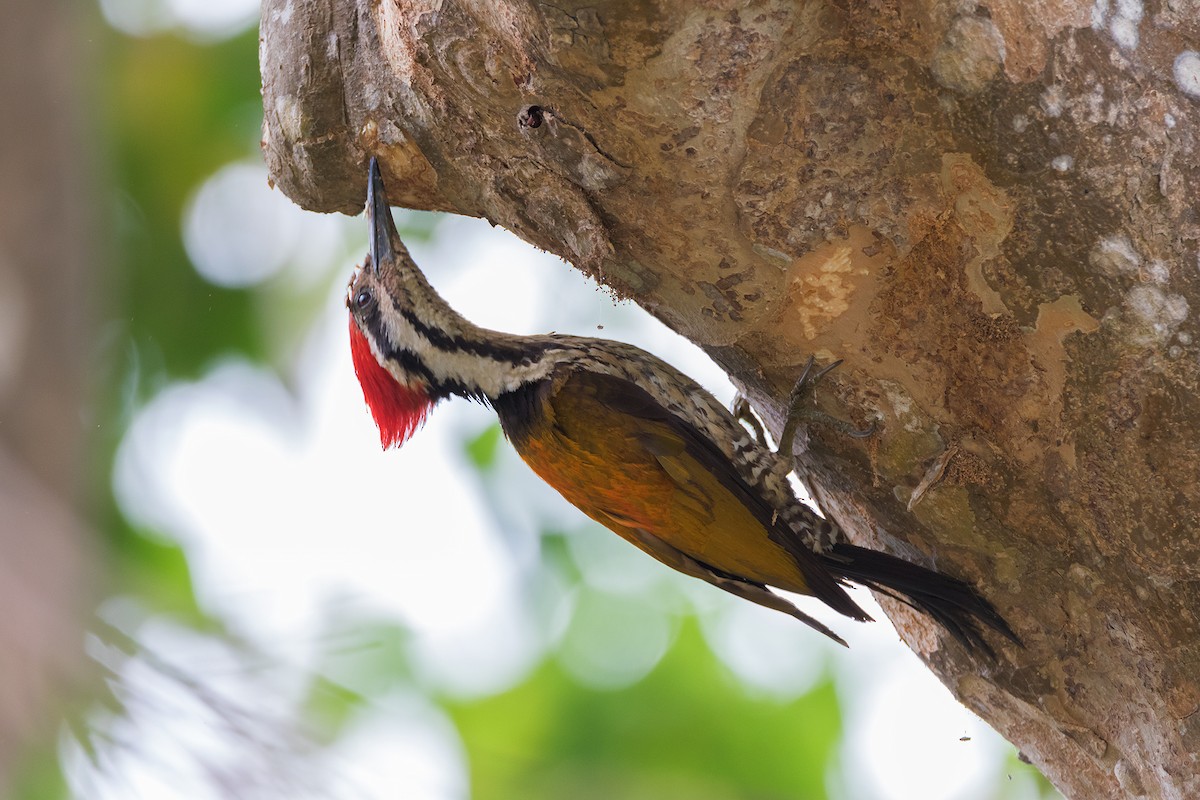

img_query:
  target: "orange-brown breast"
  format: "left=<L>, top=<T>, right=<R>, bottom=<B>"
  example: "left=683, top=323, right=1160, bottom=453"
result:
left=496, top=370, right=813, bottom=596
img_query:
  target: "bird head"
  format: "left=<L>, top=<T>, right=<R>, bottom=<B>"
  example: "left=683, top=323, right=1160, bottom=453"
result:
left=346, top=158, right=434, bottom=449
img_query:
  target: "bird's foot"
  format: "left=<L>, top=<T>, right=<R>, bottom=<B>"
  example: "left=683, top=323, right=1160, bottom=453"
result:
left=779, top=357, right=876, bottom=458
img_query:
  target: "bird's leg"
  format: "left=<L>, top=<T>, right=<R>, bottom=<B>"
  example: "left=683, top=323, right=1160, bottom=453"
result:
left=778, top=357, right=876, bottom=462
left=732, top=393, right=769, bottom=448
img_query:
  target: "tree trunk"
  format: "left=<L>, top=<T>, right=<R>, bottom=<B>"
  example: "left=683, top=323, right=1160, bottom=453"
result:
left=0, top=0, right=95, bottom=785
left=260, top=2, right=1200, bottom=798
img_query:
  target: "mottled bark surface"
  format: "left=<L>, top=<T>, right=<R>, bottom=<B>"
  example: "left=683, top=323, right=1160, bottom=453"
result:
left=261, top=2, right=1200, bottom=798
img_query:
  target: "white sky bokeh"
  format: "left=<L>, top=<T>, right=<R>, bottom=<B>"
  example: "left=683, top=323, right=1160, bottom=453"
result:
left=183, top=162, right=350, bottom=288
left=98, top=0, right=258, bottom=42
left=844, top=658, right=1004, bottom=800
left=97, top=160, right=1048, bottom=799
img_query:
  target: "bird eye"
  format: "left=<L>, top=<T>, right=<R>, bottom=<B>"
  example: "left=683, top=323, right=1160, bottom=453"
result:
left=355, top=288, right=374, bottom=309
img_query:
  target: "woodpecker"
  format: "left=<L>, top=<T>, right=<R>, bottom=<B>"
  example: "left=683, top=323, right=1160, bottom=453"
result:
left=348, top=157, right=1018, bottom=656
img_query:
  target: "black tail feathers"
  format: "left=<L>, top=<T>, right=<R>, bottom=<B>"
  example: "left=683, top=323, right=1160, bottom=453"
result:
left=823, top=543, right=1021, bottom=659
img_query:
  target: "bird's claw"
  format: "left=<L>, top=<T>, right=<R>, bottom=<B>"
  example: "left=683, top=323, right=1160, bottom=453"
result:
left=780, top=356, right=875, bottom=457
left=733, top=356, right=876, bottom=457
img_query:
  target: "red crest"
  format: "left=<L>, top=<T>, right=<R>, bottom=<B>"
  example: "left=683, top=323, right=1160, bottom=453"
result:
left=349, top=319, right=432, bottom=449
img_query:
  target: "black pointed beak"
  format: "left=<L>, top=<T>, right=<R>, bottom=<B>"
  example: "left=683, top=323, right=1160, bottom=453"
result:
left=367, top=157, right=397, bottom=274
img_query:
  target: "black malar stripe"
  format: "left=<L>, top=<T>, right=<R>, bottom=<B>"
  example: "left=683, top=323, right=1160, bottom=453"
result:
left=395, top=306, right=547, bottom=367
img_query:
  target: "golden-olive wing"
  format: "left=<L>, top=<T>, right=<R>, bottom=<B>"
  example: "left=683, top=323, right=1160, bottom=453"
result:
left=495, top=368, right=868, bottom=638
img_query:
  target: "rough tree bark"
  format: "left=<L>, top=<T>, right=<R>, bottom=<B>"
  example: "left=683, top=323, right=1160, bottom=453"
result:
left=261, top=2, right=1200, bottom=798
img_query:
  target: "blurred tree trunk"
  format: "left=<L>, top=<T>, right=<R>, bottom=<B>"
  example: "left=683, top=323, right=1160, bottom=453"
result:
left=0, top=0, right=94, bottom=786
left=261, top=2, right=1200, bottom=798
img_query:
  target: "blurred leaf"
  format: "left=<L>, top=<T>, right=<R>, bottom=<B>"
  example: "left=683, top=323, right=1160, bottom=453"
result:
left=7, top=740, right=69, bottom=800
left=301, top=675, right=367, bottom=744
left=464, top=423, right=504, bottom=470
left=110, top=528, right=208, bottom=627
left=538, top=530, right=583, bottom=585
left=446, top=619, right=838, bottom=800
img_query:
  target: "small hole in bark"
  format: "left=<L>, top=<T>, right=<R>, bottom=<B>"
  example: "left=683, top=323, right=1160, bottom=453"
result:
left=518, top=105, right=544, bottom=129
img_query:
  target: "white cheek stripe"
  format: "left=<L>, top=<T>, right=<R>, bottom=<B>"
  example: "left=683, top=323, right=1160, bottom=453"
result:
left=376, top=299, right=557, bottom=397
